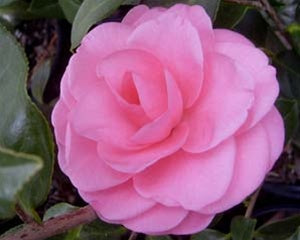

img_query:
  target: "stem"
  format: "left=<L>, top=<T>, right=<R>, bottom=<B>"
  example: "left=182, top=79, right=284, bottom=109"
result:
left=245, top=187, right=261, bottom=218
left=224, top=0, right=263, bottom=8
left=128, top=232, right=138, bottom=240
left=0, top=205, right=97, bottom=240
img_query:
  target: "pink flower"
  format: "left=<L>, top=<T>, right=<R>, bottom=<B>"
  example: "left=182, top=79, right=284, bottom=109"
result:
left=52, top=4, right=285, bottom=235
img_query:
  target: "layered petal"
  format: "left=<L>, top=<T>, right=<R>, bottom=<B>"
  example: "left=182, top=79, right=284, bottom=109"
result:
left=128, top=11, right=203, bottom=107
left=200, top=124, right=270, bottom=214
left=98, top=123, right=189, bottom=173
left=80, top=181, right=155, bottom=221
left=214, top=29, right=254, bottom=46
left=123, top=204, right=188, bottom=234
left=183, top=53, right=254, bottom=153
left=63, top=124, right=130, bottom=191
left=261, top=107, right=285, bottom=170
left=51, top=100, right=69, bottom=145
left=133, top=138, right=236, bottom=210
left=122, top=5, right=150, bottom=25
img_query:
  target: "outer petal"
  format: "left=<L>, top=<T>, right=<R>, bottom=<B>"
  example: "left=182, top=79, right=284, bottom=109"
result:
left=133, top=138, right=236, bottom=210
left=214, top=29, right=254, bottom=46
left=122, top=5, right=150, bottom=25
left=168, top=212, right=214, bottom=235
left=261, top=107, right=285, bottom=170
left=80, top=181, right=155, bottom=221
left=123, top=205, right=188, bottom=234
left=63, top=124, right=130, bottom=191
left=98, top=123, right=189, bottom=173
left=200, top=124, right=270, bottom=214
left=215, top=41, right=279, bottom=129
left=52, top=100, right=69, bottom=145
left=183, top=53, right=254, bottom=153
left=128, top=11, right=203, bottom=107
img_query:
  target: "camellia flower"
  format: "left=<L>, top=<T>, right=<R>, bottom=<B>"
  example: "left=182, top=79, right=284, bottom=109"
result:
left=52, top=4, right=285, bottom=235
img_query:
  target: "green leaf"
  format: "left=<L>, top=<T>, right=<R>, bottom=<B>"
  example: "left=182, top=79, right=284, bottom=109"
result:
left=287, top=226, right=300, bottom=240
left=146, top=236, right=172, bottom=240
left=31, top=59, right=51, bottom=104
left=0, top=146, right=42, bottom=219
left=71, top=0, right=124, bottom=50
left=276, top=98, right=299, bottom=142
left=231, top=216, right=256, bottom=240
left=144, top=0, right=220, bottom=20
left=255, top=215, right=300, bottom=240
left=0, top=24, right=54, bottom=219
left=122, top=0, right=141, bottom=5
left=287, top=23, right=300, bottom=56
left=0, top=1, right=34, bottom=20
left=29, top=0, right=64, bottom=18
left=191, top=229, right=227, bottom=240
left=214, top=2, right=247, bottom=28
left=0, top=0, right=18, bottom=7
left=79, top=219, right=126, bottom=240
left=58, top=0, right=82, bottom=23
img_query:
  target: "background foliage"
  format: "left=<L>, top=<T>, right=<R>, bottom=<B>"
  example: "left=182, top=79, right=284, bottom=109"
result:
left=0, top=0, right=299, bottom=239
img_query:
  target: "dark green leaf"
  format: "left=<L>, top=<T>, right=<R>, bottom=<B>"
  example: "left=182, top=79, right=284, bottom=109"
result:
left=144, top=0, right=220, bottom=20
left=276, top=98, right=299, bottom=142
left=287, top=226, right=300, bottom=240
left=29, top=0, right=64, bottom=18
left=122, top=0, right=141, bottom=5
left=31, top=59, right=51, bottom=104
left=231, top=216, right=256, bottom=240
left=146, top=236, right=172, bottom=240
left=255, top=215, right=300, bottom=240
left=0, top=24, right=54, bottom=219
left=0, top=1, right=34, bottom=20
left=71, top=0, right=124, bottom=49
left=58, top=0, right=82, bottom=23
left=0, top=0, right=18, bottom=7
left=287, top=23, right=300, bottom=56
left=191, top=229, right=227, bottom=240
left=214, top=2, right=247, bottom=28
left=0, top=147, right=42, bottom=219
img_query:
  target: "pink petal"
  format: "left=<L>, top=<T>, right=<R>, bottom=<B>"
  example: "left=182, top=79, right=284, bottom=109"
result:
left=60, top=70, right=76, bottom=109
left=51, top=100, right=69, bottom=145
left=215, top=42, right=278, bottom=129
left=132, top=7, right=167, bottom=26
left=128, top=11, right=203, bottom=108
left=70, top=81, right=142, bottom=148
left=98, top=123, right=189, bottom=173
left=200, top=124, right=270, bottom=214
left=133, top=138, right=236, bottom=210
left=169, top=212, right=214, bottom=235
left=214, top=29, right=254, bottom=46
left=123, top=204, right=188, bottom=233
left=183, top=53, right=254, bottom=153
left=63, top=124, right=130, bottom=191
left=97, top=49, right=167, bottom=119
left=131, top=71, right=183, bottom=144
left=261, top=107, right=285, bottom=170
left=80, top=181, right=155, bottom=221
left=122, top=5, right=150, bottom=25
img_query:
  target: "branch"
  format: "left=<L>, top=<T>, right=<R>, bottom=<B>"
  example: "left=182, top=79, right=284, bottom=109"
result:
left=0, top=205, right=97, bottom=240
left=224, top=0, right=263, bottom=8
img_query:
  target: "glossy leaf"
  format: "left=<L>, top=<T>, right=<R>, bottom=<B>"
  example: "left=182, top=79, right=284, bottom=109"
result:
left=231, top=216, right=256, bottom=240
left=58, top=0, right=82, bottom=23
left=255, top=215, right=300, bottom=240
left=144, top=0, right=220, bottom=20
left=29, top=0, right=64, bottom=18
left=31, top=59, right=51, bottom=104
left=122, top=0, right=141, bottom=5
left=0, top=147, right=42, bottom=219
left=276, top=98, right=299, bottom=142
left=214, top=2, right=247, bottom=28
left=0, top=24, right=54, bottom=219
left=287, top=23, right=300, bottom=56
left=191, top=229, right=227, bottom=240
left=71, top=0, right=124, bottom=49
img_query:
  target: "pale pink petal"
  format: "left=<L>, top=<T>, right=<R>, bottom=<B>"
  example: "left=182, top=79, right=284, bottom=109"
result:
left=261, top=107, right=285, bottom=170
left=122, top=5, right=149, bottom=25
left=131, top=71, right=183, bottom=144
left=60, top=70, right=76, bottom=108
left=51, top=100, right=69, bottom=145
left=97, top=49, right=167, bottom=119
left=63, top=124, right=130, bottom=191
left=98, top=123, right=189, bottom=173
left=134, top=138, right=236, bottom=210
left=215, top=42, right=278, bottom=129
left=183, top=53, right=254, bottom=153
left=80, top=181, right=155, bottom=221
left=169, top=212, right=214, bottom=235
left=133, top=7, right=167, bottom=26
left=128, top=12, right=203, bottom=107
left=200, top=124, right=270, bottom=214
left=123, top=205, right=188, bottom=233
left=70, top=81, right=143, bottom=148
left=214, top=29, right=254, bottom=46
